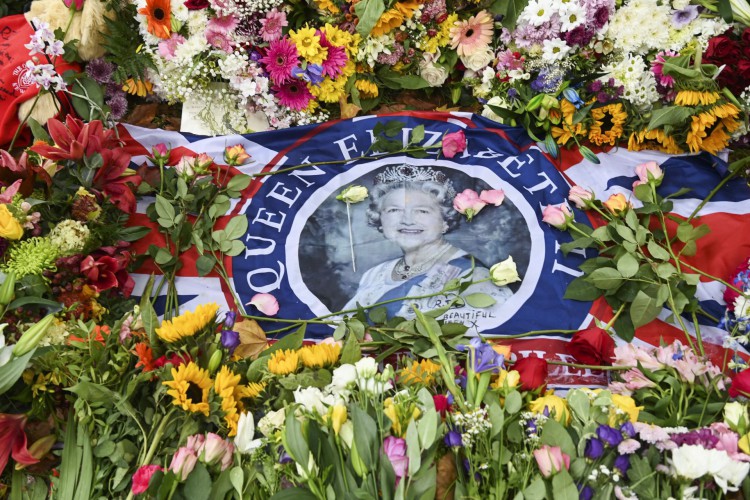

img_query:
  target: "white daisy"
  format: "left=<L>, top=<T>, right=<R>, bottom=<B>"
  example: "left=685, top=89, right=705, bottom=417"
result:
left=541, top=39, right=571, bottom=62
left=559, top=2, right=586, bottom=32
left=522, top=0, right=557, bottom=26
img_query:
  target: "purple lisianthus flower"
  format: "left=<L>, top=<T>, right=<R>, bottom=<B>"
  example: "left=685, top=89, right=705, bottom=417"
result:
left=445, top=430, right=463, bottom=447
left=672, top=5, right=699, bottom=28
left=279, top=449, right=293, bottom=464
left=224, top=311, right=237, bottom=329
left=580, top=485, right=594, bottom=500
left=620, top=422, right=636, bottom=438
left=597, top=425, right=623, bottom=447
left=614, top=454, right=630, bottom=474
left=221, top=329, right=240, bottom=353
left=584, top=438, right=604, bottom=459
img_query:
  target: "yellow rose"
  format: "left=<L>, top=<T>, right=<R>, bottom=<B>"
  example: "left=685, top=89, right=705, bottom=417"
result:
left=0, top=205, right=23, bottom=240
left=603, top=193, right=630, bottom=215
left=493, top=369, right=520, bottom=390
left=529, top=393, right=571, bottom=425
left=609, top=394, right=642, bottom=425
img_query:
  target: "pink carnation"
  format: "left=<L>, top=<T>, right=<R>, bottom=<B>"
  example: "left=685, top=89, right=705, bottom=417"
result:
left=131, top=465, right=163, bottom=495
left=158, top=34, right=185, bottom=60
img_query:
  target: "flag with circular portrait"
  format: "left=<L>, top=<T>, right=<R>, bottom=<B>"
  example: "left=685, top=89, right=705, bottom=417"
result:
left=119, top=111, right=750, bottom=388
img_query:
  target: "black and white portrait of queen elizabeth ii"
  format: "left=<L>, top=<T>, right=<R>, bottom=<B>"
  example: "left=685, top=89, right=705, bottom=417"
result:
left=297, top=163, right=532, bottom=328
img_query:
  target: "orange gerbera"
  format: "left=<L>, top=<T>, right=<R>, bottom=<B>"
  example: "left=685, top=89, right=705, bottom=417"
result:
left=139, top=0, right=171, bottom=39
left=134, top=342, right=156, bottom=372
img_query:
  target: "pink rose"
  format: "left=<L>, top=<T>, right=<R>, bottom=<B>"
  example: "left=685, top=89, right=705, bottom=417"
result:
left=541, top=204, right=572, bottom=229
left=568, top=186, right=594, bottom=209
left=382, top=436, right=409, bottom=482
left=202, top=433, right=234, bottom=471
left=453, top=189, right=486, bottom=221
left=442, top=130, right=467, bottom=159
left=169, top=447, right=198, bottom=481
left=131, top=465, right=163, bottom=495
left=479, top=189, right=505, bottom=206
left=533, top=445, right=570, bottom=477
left=634, top=161, right=663, bottom=186
left=247, top=293, right=279, bottom=316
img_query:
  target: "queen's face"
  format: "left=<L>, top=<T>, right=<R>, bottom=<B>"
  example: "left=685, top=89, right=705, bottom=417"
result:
left=380, top=188, right=447, bottom=252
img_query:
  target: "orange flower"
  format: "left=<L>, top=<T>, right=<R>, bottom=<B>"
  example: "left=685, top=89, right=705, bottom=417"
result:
left=603, top=193, right=630, bottom=214
left=139, top=0, right=171, bottom=39
left=69, top=325, right=109, bottom=344
left=134, top=343, right=156, bottom=372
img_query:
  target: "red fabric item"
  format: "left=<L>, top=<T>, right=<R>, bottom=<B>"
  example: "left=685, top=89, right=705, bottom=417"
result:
left=0, top=15, right=80, bottom=149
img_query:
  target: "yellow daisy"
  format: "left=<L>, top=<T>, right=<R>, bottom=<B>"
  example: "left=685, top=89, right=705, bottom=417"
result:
left=155, top=303, right=219, bottom=343
left=267, top=349, right=299, bottom=375
left=298, top=343, right=341, bottom=369
left=163, top=362, right=212, bottom=416
left=290, top=26, right=327, bottom=64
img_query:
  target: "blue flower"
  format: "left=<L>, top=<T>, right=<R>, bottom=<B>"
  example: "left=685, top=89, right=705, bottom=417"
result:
left=584, top=437, right=604, bottom=459
left=596, top=425, right=623, bottom=447
left=579, top=485, right=594, bottom=500
left=221, top=329, right=240, bottom=353
left=562, top=88, right=585, bottom=109
left=445, top=430, right=463, bottom=447
left=620, top=421, right=636, bottom=438
left=614, top=454, right=630, bottom=475
left=292, top=64, right=324, bottom=86
left=223, top=311, right=236, bottom=329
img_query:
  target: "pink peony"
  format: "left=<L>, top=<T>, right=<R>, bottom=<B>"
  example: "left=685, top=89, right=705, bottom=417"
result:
left=453, top=189, right=486, bottom=221
left=442, top=130, right=467, bottom=158
left=131, top=464, right=163, bottom=495
left=247, top=293, right=279, bottom=316
left=479, top=189, right=505, bottom=206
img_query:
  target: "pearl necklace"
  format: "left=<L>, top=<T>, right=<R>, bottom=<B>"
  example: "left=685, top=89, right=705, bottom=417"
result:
left=392, top=244, right=454, bottom=281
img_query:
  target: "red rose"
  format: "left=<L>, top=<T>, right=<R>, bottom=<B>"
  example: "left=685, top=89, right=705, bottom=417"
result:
left=568, top=326, right=615, bottom=365
left=742, top=27, right=750, bottom=46
left=184, top=0, right=209, bottom=8
left=433, top=394, right=450, bottom=418
left=513, top=356, right=548, bottom=391
left=705, top=34, right=741, bottom=61
left=738, top=59, right=750, bottom=80
left=154, top=352, right=191, bottom=369
left=729, top=369, right=750, bottom=398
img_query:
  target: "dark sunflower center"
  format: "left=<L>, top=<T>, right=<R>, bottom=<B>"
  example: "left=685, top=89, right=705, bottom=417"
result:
left=466, top=28, right=474, bottom=37
left=154, top=8, right=165, bottom=20
left=600, top=113, right=613, bottom=133
left=186, top=382, right=202, bottom=403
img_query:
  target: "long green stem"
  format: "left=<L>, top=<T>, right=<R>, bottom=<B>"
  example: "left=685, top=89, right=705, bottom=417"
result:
left=687, top=167, right=739, bottom=221
left=678, top=259, right=745, bottom=295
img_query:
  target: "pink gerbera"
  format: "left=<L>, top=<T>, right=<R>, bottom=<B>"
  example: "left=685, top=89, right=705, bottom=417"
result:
left=449, top=10, right=494, bottom=57
left=274, top=80, right=313, bottom=111
left=652, top=50, right=678, bottom=88
left=319, top=32, right=348, bottom=78
left=260, top=38, right=299, bottom=85
left=260, top=8, right=288, bottom=42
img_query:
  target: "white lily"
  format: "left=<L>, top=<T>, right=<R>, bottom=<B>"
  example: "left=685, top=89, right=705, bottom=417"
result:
left=235, top=412, right=263, bottom=454
left=0, top=324, right=12, bottom=367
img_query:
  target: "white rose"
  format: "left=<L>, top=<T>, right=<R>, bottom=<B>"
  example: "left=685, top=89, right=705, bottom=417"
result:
left=461, top=47, right=495, bottom=72
left=419, top=61, right=449, bottom=87
left=482, top=96, right=511, bottom=124
left=724, top=402, right=749, bottom=431
left=293, top=387, right=327, bottom=415
left=489, top=256, right=522, bottom=286
left=257, top=408, right=286, bottom=437
left=330, top=364, right=358, bottom=391
left=337, top=185, right=369, bottom=203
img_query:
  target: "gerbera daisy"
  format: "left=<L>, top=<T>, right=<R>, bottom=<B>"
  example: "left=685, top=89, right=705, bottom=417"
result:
left=134, top=342, right=156, bottom=372
left=273, top=80, right=314, bottom=111
left=450, top=10, right=493, bottom=57
left=651, top=50, right=677, bottom=88
left=588, top=102, right=627, bottom=146
left=260, top=8, right=287, bottom=43
left=138, top=0, right=172, bottom=39
left=289, top=27, right=327, bottom=63
left=320, top=34, right=348, bottom=78
left=163, top=362, right=212, bottom=416
left=214, top=366, right=241, bottom=436
left=155, top=303, right=219, bottom=343
left=260, top=39, right=298, bottom=85
left=298, top=343, right=341, bottom=369
left=267, top=349, right=300, bottom=375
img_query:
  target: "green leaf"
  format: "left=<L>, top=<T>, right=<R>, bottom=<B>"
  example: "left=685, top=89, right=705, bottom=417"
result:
left=340, top=333, right=362, bottom=364
left=224, top=240, right=245, bottom=257
left=155, top=195, right=176, bottom=220
left=566, top=389, right=590, bottom=421
left=260, top=325, right=306, bottom=358
left=633, top=184, right=653, bottom=203
left=463, top=293, right=497, bottom=308
left=227, top=174, right=252, bottom=192
left=155, top=248, right=174, bottom=265
left=647, top=240, right=671, bottom=261
left=282, top=410, right=309, bottom=464
left=7, top=296, right=62, bottom=312
left=587, top=267, right=623, bottom=290
left=410, top=125, right=425, bottom=145
left=613, top=313, right=635, bottom=342
left=351, top=406, right=378, bottom=469
left=118, top=225, right=152, bottom=242
left=616, top=253, right=639, bottom=279
left=405, top=421, right=421, bottom=475
left=70, top=77, right=106, bottom=121
left=229, top=467, right=244, bottom=497
left=184, top=463, right=212, bottom=500
left=196, top=255, right=215, bottom=277
left=579, top=146, right=600, bottom=164
left=224, top=216, right=249, bottom=240
left=27, top=117, right=51, bottom=143
left=523, top=477, right=547, bottom=500
left=0, top=349, right=34, bottom=396
left=541, top=419, right=576, bottom=457
left=505, top=390, right=522, bottom=414
left=270, top=488, right=319, bottom=500
left=354, top=0, right=385, bottom=36
left=563, top=277, right=602, bottom=301
left=551, top=470, right=579, bottom=500
left=493, top=0, right=531, bottom=30
left=615, top=224, right=636, bottom=243
left=630, top=290, right=662, bottom=329
left=376, top=68, right=430, bottom=90
left=647, top=107, right=693, bottom=130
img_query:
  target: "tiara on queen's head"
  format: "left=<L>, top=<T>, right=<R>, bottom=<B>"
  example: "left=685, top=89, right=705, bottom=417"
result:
left=373, top=165, right=457, bottom=200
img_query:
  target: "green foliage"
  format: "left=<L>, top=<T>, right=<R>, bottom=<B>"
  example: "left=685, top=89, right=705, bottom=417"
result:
left=102, top=4, right=156, bottom=84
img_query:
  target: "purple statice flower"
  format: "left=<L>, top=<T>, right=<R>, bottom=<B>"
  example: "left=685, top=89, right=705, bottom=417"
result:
left=107, top=93, right=128, bottom=121
left=445, top=430, right=463, bottom=447
left=585, top=438, right=605, bottom=459
left=224, top=311, right=237, bottom=329
left=221, top=329, right=240, bottom=353
left=672, top=5, right=699, bottom=28
left=614, top=454, right=630, bottom=474
left=671, top=429, right=719, bottom=449
left=377, top=45, right=404, bottom=66
left=597, top=425, right=623, bottom=447
left=86, top=58, right=114, bottom=84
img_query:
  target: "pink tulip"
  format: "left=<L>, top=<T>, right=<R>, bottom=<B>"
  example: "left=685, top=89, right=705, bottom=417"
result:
left=453, top=189, right=486, bottom=221
left=383, top=436, right=409, bottom=482
left=442, top=130, right=467, bottom=159
left=63, top=0, right=84, bottom=10
left=169, top=447, right=198, bottom=481
left=479, top=189, right=505, bottom=206
left=634, top=161, right=663, bottom=185
left=247, top=293, right=279, bottom=316
left=541, top=204, right=572, bottom=230
left=533, top=445, right=570, bottom=477
left=568, top=186, right=594, bottom=209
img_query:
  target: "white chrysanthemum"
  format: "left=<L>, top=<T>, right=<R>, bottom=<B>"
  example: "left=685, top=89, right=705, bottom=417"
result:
left=49, top=219, right=89, bottom=256
left=171, top=1, right=189, bottom=22
left=541, top=38, right=571, bottom=62
left=187, top=10, right=210, bottom=35
left=606, top=0, right=670, bottom=54
left=521, top=0, right=558, bottom=26
left=559, top=2, right=586, bottom=32
left=735, top=295, right=750, bottom=319
left=601, top=54, right=659, bottom=109
left=671, top=445, right=749, bottom=493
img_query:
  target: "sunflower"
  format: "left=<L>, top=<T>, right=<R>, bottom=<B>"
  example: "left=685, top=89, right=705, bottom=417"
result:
left=163, top=362, right=212, bottom=416
left=627, top=128, right=682, bottom=154
left=299, top=343, right=341, bottom=369
left=156, top=303, right=219, bottom=343
left=674, top=89, right=720, bottom=107
left=550, top=99, right=586, bottom=145
left=685, top=104, right=741, bottom=154
left=394, top=0, right=422, bottom=18
left=355, top=79, right=379, bottom=98
left=371, top=9, right=405, bottom=37
left=267, top=349, right=299, bottom=375
left=138, top=0, right=172, bottom=39
left=399, top=359, right=441, bottom=386
left=240, top=381, right=266, bottom=400
left=587, top=102, right=627, bottom=146
left=313, top=0, right=339, bottom=14
left=214, top=366, right=242, bottom=436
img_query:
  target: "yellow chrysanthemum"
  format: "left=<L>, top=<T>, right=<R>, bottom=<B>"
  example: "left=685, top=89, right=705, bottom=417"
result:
left=290, top=26, right=327, bottom=64
left=323, top=23, right=350, bottom=47
left=163, top=362, right=212, bottom=416
left=371, top=9, right=405, bottom=37
left=314, top=0, right=339, bottom=14
left=627, top=128, right=682, bottom=155
left=355, top=79, right=379, bottom=98
left=155, top=303, right=219, bottom=343
left=298, top=343, right=341, bottom=369
left=268, top=349, right=299, bottom=375
left=214, top=366, right=242, bottom=436
left=609, top=394, right=642, bottom=426
left=674, top=89, right=720, bottom=107
left=587, top=102, right=627, bottom=146
left=310, top=78, right=346, bottom=103
left=341, top=59, right=356, bottom=78
left=529, top=392, right=570, bottom=425
left=399, top=359, right=441, bottom=386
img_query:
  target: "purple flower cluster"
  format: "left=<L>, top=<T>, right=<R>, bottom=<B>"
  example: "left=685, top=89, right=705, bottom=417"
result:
left=586, top=78, right=624, bottom=103
left=530, top=67, right=563, bottom=93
